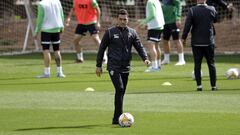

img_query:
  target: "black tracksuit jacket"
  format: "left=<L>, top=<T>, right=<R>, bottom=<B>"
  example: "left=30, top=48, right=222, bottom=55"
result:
left=96, top=26, right=148, bottom=72
left=182, top=4, right=217, bottom=46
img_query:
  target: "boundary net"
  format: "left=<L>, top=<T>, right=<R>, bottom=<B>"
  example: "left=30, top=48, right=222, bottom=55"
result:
left=0, top=0, right=239, bottom=55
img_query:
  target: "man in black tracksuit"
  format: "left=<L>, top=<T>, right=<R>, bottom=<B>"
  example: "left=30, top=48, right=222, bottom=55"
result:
left=182, top=0, right=218, bottom=91
left=96, top=9, right=150, bottom=124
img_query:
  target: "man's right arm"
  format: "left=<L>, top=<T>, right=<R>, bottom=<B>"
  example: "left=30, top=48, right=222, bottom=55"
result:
left=182, top=8, right=193, bottom=43
left=34, top=5, right=44, bottom=37
left=96, top=29, right=110, bottom=68
left=96, top=29, right=110, bottom=77
left=140, top=1, right=155, bottom=26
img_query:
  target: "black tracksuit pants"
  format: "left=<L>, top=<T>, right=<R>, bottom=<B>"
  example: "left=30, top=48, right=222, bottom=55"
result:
left=192, top=46, right=216, bottom=87
left=108, top=70, right=129, bottom=122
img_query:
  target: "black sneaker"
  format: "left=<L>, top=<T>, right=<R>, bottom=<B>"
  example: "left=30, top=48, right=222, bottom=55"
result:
left=212, top=87, right=218, bottom=91
left=112, top=121, right=119, bottom=125
left=197, top=85, right=202, bottom=91
left=197, top=88, right=202, bottom=91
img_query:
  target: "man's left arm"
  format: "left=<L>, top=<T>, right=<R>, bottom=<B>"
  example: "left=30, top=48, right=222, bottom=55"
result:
left=174, top=0, right=182, bottom=28
left=213, top=7, right=218, bottom=23
left=174, top=0, right=182, bottom=21
left=213, top=0, right=233, bottom=11
left=60, top=4, right=64, bottom=32
left=214, top=0, right=228, bottom=9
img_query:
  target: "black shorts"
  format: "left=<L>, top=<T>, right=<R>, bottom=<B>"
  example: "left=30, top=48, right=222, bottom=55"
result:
left=41, top=32, right=60, bottom=51
left=147, top=29, right=162, bottom=42
left=163, top=23, right=180, bottom=40
left=75, top=24, right=99, bottom=36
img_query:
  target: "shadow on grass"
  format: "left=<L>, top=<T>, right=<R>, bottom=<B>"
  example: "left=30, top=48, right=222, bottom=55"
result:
left=0, top=75, right=232, bottom=86
left=0, top=76, right=192, bottom=86
left=14, top=124, right=111, bottom=131
left=0, top=79, right=109, bottom=86
left=128, top=88, right=240, bottom=94
left=0, top=53, right=239, bottom=63
left=0, top=72, right=100, bottom=82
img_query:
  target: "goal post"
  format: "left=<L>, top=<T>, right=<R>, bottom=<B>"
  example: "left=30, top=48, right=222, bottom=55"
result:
left=23, top=0, right=39, bottom=52
left=0, top=0, right=39, bottom=55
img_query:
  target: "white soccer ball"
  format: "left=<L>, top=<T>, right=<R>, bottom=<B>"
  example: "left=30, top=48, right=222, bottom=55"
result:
left=118, top=113, right=134, bottom=127
left=226, top=68, right=239, bottom=80
left=192, top=70, right=203, bottom=80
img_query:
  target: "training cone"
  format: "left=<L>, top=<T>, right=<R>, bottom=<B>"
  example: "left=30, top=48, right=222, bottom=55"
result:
left=85, top=87, right=95, bottom=92
left=162, top=82, right=172, bottom=86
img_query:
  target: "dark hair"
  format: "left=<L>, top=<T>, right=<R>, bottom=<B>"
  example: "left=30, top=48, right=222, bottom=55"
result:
left=118, top=9, right=128, bottom=16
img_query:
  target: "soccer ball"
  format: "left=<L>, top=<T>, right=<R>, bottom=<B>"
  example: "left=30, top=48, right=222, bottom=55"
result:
left=226, top=68, right=239, bottom=80
left=118, top=113, right=134, bottom=127
left=192, top=70, right=203, bottom=80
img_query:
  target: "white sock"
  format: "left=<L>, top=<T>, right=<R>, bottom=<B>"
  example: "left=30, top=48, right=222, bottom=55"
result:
left=77, top=52, right=83, bottom=60
left=44, top=67, right=50, bottom=75
left=158, top=59, right=161, bottom=67
left=178, top=53, right=185, bottom=62
left=57, top=66, right=63, bottom=74
left=164, top=54, right=170, bottom=62
left=151, top=60, right=158, bottom=69
left=151, top=61, right=154, bottom=68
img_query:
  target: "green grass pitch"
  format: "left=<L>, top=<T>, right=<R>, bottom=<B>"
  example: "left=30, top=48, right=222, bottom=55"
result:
left=0, top=53, right=240, bottom=135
